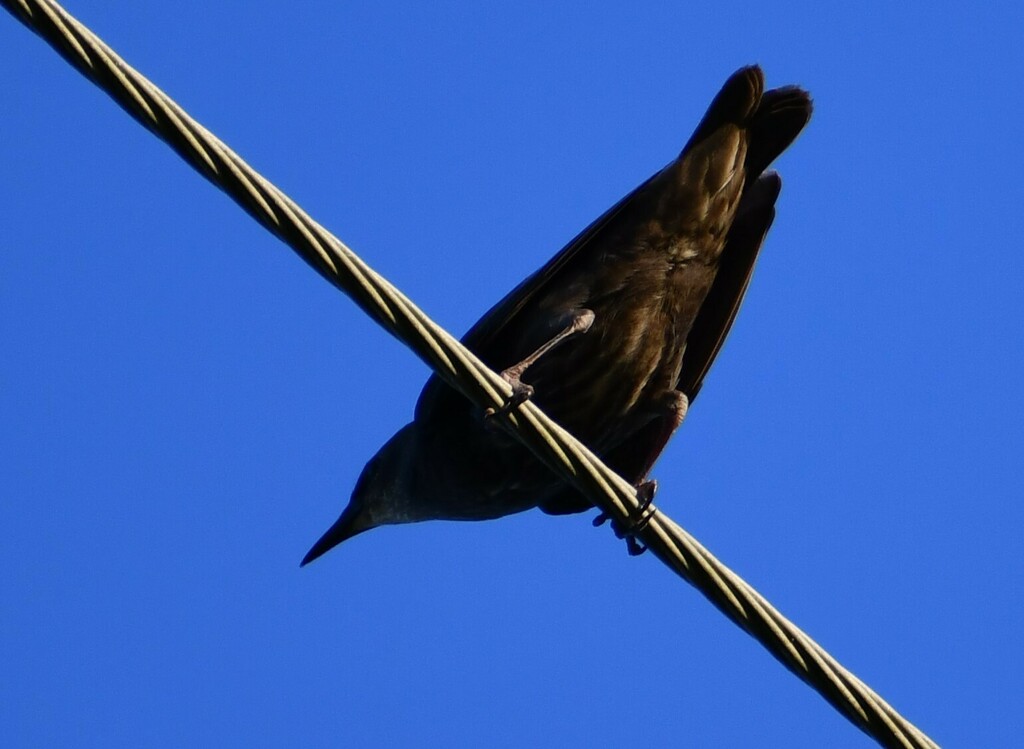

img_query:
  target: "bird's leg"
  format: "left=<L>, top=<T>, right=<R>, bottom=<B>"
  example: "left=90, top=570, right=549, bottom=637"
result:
left=593, top=391, right=689, bottom=554
left=633, top=391, right=689, bottom=481
left=485, top=309, right=595, bottom=418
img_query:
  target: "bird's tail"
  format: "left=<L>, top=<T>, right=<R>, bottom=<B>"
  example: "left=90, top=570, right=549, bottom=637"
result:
left=746, top=84, right=813, bottom=179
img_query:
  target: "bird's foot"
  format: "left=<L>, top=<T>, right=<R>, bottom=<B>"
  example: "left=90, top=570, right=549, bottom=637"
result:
left=483, top=309, right=594, bottom=422
left=592, top=479, right=658, bottom=555
left=483, top=377, right=534, bottom=420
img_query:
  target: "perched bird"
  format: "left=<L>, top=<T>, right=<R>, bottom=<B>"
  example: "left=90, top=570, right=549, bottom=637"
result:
left=302, top=65, right=812, bottom=565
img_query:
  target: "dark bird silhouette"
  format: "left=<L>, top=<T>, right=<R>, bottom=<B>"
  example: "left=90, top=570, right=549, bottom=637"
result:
left=302, top=65, right=812, bottom=565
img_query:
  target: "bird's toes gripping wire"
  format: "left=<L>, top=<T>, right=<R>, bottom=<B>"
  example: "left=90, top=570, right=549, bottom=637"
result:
left=593, top=479, right=658, bottom=555
left=484, top=379, right=535, bottom=420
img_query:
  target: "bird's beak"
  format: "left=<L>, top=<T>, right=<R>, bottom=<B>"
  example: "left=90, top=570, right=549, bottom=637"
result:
left=300, top=504, right=369, bottom=566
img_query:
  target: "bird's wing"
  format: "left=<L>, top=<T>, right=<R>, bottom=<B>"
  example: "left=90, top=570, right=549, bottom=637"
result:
left=537, top=174, right=782, bottom=516
left=416, top=66, right=776, bottom=422
left=414, top=166, right=664, bottom=421
left=675, top=172, right=779, bottom=401
left=677, top=85, right=812, bottom=401
left=539, top=84, right=812, bottom=513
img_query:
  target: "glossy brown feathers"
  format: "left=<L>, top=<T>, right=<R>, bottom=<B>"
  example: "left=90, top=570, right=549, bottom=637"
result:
left=302, top=66, right=812, bottom=564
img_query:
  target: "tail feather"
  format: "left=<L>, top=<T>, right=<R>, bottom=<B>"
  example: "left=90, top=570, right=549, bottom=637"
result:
left=679, top=65, right=764, bottom=157
left=668, top=67, right=811, bottom=399
left=746, top=85, right=813, bottom=178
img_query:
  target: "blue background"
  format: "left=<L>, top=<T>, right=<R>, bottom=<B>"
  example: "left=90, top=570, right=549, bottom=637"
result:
left=3, top=2, right=1021, bottom=746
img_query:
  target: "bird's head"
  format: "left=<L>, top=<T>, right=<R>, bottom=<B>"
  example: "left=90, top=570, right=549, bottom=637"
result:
left=300, top=422, right=422, bottom=566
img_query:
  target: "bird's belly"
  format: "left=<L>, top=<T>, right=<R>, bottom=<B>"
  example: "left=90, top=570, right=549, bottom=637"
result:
left=528, top=301, right=686, bottom=453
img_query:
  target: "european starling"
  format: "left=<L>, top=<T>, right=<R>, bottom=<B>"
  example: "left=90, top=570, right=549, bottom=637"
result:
left=302, top=65, right=812, bottom=565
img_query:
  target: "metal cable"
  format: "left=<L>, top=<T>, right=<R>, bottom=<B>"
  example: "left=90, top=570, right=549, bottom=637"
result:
left=2, top=1, right=939, bottom=746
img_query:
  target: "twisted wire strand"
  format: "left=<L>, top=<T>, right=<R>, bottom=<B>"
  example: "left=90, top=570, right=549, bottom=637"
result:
left=3, top=2, right=938, bottom=747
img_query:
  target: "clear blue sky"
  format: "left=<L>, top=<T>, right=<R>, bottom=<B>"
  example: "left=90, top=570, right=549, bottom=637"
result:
left=3, top=2, right=1021, bottom=746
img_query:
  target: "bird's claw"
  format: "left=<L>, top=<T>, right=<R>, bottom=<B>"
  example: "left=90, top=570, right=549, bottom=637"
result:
left=636, top=479, right=657, bottom=514
left=592, top=479, right=659, bottom=555
left=483, top=380, right=535, bottom=420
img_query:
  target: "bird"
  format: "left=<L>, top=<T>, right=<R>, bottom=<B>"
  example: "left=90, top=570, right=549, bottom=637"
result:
left=301, top=65, right=812, bottom=565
